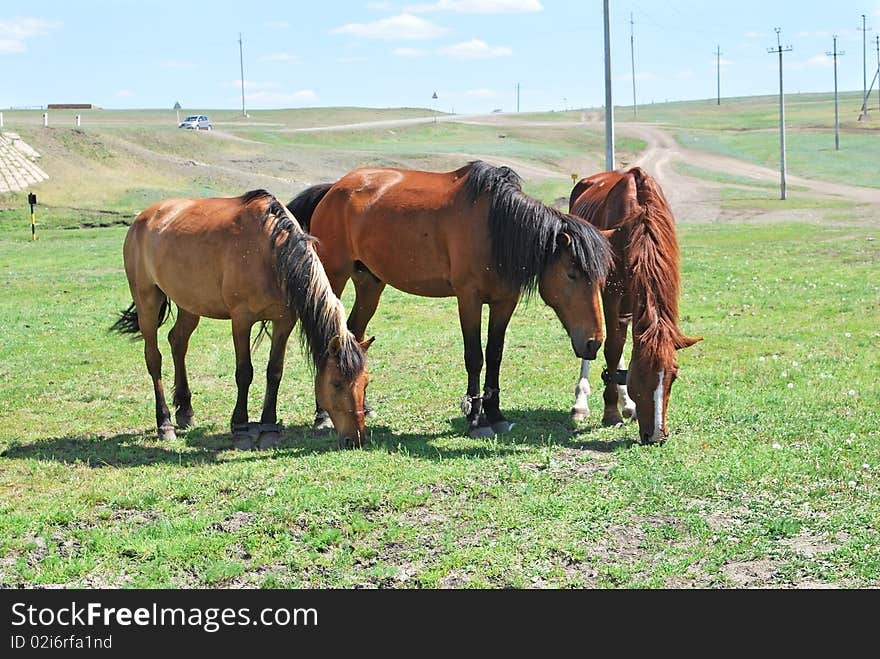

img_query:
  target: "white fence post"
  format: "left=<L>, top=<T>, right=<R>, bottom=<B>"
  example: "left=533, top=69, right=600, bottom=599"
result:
left=75, top=114, right=81, bottom=127
left=0, top=112, right=4, bottom=128
left=42, top=112, right=48, bottom=127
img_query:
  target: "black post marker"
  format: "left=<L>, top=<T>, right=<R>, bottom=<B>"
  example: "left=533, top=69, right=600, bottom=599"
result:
left=28, top=192, right=37, bottom=240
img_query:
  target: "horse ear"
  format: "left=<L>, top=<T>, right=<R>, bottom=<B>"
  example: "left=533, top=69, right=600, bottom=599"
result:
left=556, top=232, right=572, bottom=249
left=676, top=335, right=703, bottom=350
left=360, top=336, right=376, bottom=352
left=328, top=335, right=341, bottom=358
left=600, top=228, right=617, bottom=240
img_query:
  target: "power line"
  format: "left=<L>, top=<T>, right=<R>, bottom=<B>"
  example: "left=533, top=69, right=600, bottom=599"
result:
left=826, top=36, right=844, bottom=151
left=767, top=28, right=792, bottom=201
left=715, top=45, right=722, bottom=106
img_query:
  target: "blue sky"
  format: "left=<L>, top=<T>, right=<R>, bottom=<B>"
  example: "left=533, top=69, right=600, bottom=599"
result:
left=3, top=1, right=880, bottom=113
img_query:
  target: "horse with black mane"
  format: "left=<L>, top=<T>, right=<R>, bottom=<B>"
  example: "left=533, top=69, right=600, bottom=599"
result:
left=568, top=167, right=701, bottom=444
left=111, top=189, right=373, bottom=449
left=287, top=160, right=612, bottom=438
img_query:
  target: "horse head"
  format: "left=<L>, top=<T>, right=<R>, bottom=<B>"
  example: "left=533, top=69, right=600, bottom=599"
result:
left=538, top=222, right=612, bottom=360
left=626, top=332, right=701, bottom=444
left=315, top=335, right=374, bottom=448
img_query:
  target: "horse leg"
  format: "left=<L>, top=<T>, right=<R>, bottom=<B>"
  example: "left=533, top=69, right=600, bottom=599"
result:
left=136, top=287, right=176, bottom=441
left=571, top=359, right=592, bottom=421
left=601, top=296, right=629, bottom=426
left=257, top=317, right=295, bottom=450
left=230, top=316, right=258, bottom=449
left=617, top=352, right=637, bottom=421
left=457, top=296, right=492, bottom=438
left=483, top=298, right=518, bottom=434
left=168, top=309, right=200, bottom=429
left=346, top=269, right=385, bottom=418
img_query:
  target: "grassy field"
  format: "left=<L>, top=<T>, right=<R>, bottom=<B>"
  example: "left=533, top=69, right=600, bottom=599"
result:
left=1, top=219, right=877, bottom=588
left=1, top=98, right=879, bottom=588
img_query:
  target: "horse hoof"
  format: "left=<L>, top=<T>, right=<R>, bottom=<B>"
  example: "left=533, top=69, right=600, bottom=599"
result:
left=468, top=425, right=496, bottom=439
left=233, top=435, right=256, bottom=450
left=602, top=415, right=624, bottom=427
left=491, top=420, right=514, bottom=434
left=257, top=423, right=283, bottom=449
left=258, top=431, right=281, bottom=450
left=570, top=407, right=590, bottom=422
left=313, top=411, right=335, bottom=431
left=158, top=425, right=177, bottom=441
left=175, top=412, right=194, bottom=429
left=622, top=405, right=637, bottom=420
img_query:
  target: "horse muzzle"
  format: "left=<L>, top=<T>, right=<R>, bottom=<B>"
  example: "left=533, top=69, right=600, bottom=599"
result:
left=574, top=338, right=602, bottom=360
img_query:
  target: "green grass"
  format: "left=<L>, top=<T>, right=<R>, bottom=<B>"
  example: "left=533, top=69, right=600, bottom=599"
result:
left=1, top=218, right=878, bottom=588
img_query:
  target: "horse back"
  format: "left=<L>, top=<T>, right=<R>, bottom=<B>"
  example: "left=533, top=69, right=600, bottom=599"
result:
left=309, top=166, right=498, bottom=297
left=123, top=196, right=283, bottom=319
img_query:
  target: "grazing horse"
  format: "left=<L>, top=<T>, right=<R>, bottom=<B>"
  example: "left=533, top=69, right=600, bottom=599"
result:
left=110, top=189, right=373, bottom=449
left=287, top=160, right=612, bottom=438
left=567, top=167, right=701, bottom=444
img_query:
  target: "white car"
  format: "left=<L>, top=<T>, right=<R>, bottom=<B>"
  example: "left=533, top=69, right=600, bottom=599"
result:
left=178, top=115, right=212, bottom=130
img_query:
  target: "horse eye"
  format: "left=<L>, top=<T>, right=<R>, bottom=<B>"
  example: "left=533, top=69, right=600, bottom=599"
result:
left=567, top=270, right=578, bottom=280
left=332, top=381, right=343, bottom=391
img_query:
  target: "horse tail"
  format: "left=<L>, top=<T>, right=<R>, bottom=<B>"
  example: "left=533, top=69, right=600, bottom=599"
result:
left=109, top=298, right=172, bottom=338
left=286, top=183, right=334, bottom=232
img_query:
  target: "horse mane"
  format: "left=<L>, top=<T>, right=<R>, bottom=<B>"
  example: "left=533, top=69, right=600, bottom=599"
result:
left=241, top=189, right=365, bottom=378
left=286, top=182, right=334, bottom=233
left=463, top=160, right=611, bottom=297
left=621, top=168, right=688, bottom=369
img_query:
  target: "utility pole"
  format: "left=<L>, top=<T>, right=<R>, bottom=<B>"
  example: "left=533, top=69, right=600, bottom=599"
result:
left=516, top=82, right=520, bottom=113
left=603, top=0, right=615, bottom=170
left=630, top=12, right=636, bottom=118
left=859, top=14, right=871, bottom=117
left=827, top=36, right=844, bottom=151
left=876, top=35, right=880, bottom=111
left=767, top=28, right=792, bottom=200
left=715, top=45, right=722, bottom=105
left=238, top=33, right=247, bottom=117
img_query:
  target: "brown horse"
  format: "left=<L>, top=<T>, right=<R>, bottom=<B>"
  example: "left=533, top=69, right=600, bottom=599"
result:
left=287, top=160, right=612, bottom=438
left=110, top=189, right=373, bottom=449
left=567, top=167, right=701, bottom=444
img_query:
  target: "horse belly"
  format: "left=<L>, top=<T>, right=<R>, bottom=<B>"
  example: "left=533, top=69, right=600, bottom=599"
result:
left=356, top=243, right=455, bottom=297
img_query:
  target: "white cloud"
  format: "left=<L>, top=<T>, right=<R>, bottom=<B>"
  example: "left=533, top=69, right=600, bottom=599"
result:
left=790, top=55, right=832, bottom=71
left=265, top=21, right=289, bottom=29
left=744, top=31, right=764, bottom=39
left=246, top=90, right=319, bottom=105
left=675, top=70, right=694, bottom=79
left=337, top=55, right=368, bottom=63
left=439, top=39, right=512, bottom=59
left=409, top=0, right=542, bottom=13
left=0, top=17, right=61, bottom=53
left=261, top=52, right=300, bottom=63
left=394, top=47, right=429, bottom=56
left=116, top=90, right=135, bottom=97
left=465, top=88, right=497, bottom=97
left=0, top=39, right=25, bottom=54
left=367, top=1, right=393, bottom=8
left=331, top=13, right=447, bottom=40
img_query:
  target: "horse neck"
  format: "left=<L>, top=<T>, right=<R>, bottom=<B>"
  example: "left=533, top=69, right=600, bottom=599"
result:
left=268, top=214, right=355, bottom=370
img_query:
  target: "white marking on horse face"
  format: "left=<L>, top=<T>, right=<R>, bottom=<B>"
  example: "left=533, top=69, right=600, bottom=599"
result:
left=648, top=369, right=665, bottom=442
